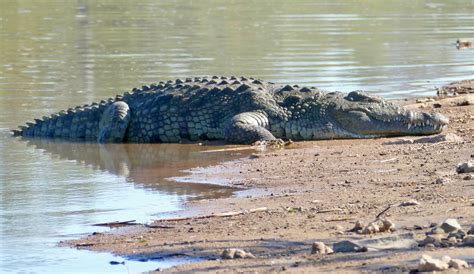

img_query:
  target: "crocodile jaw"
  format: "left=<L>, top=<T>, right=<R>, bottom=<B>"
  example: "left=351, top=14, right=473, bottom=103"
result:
left=332, top=108, right=449, bottom=138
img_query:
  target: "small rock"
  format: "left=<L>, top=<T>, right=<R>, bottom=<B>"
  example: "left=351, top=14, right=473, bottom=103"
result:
left=350, top=220, right=364, bottom=232
left=419, top=235, right=443, bottom=247
left=413, top=224, right=424, bottom=230
left=447, top=236, right=458, bottom=245
left=381, top=219, right=396, bottom=232
left=440, top=218, right=462, bottom=233
left=434, top=177, right=450, bottom=185
left=457, top=160, right=474, bottom=173
left=464, top=174, right=474, bottom=180
left=428, top=227, right=445, bottom=235
left=334, top=233, right=417, bottom=253
left=416, top=98, right=435, bottom=103
left=457, top=100, right=472, bottom=106
left=441, top=255, right=452, bottom=264
left=222, top=248, right=255, bottom=259
left=449, top=258, right=470, bottom=269
left=221, top=248, right=235, bottom=259
left=468, top=225, right=474, bottom=235
left=233, top=249, right=247, bottom=259
left=332, top=240, right=367, bottom=253
left=311, top=242, right=334, bottom=255
left=425, top=243, right=436, bottom=248
left=399, top=200, right=420, bottom=207
left=462, top=235, right=474, bottom=247
left=360, top=219, right=395, bottom=234
left=418, top=254, right=449, bottom=271
left=448, top=230, right=466, bottom=239
left=361, top=222, right=380, bottom=234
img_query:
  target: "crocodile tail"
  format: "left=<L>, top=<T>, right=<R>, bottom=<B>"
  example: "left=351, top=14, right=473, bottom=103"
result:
left=13, top=98, right=115, bottom=141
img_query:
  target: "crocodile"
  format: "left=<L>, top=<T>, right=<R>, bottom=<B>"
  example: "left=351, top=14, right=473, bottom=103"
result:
left=12, top=76, right=449, bottom=144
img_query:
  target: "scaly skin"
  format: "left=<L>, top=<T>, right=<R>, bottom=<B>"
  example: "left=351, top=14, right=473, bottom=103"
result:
left=13, top=76, right=449, bottom=144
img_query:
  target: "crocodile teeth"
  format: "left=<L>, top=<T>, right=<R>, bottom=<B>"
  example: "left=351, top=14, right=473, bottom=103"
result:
left=408, top=123, right=412, bottom=129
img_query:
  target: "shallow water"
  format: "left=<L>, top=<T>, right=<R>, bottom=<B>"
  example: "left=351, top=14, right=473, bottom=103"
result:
left=1, top=0, right=474, bottom=272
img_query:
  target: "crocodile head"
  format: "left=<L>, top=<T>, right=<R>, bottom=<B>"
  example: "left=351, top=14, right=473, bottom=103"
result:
left=328, top=91, right=449, bottom=138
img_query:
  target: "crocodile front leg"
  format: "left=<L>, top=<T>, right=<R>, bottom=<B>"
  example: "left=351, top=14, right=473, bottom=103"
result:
left=224, top=112, right=276, bottom=144
left=98, top=101, right=131, bottom=143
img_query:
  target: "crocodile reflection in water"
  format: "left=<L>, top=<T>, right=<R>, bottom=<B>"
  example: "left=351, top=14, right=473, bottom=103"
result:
left=25, top=139, right=241, bottom=200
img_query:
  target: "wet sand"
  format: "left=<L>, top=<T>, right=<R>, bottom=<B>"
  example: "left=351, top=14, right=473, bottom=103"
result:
left=63, top=91, right=474, bottom=272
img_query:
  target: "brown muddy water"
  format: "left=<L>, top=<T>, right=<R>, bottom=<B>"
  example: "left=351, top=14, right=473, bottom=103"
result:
left=0, top=0, right=473, bottom=272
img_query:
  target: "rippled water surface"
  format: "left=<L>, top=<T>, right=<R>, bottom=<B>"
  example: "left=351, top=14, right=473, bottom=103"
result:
left=1, top=0, right=473, bottom=272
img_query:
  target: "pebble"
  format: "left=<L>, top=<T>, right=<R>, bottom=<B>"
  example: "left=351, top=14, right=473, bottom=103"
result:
left=419, top=235, right=443, bottom=247
left=468, top=225, right=474, bottom=235
left=350, top=220, right=364, bottom=233
left=428, top=227, right=445, bottom=235
left=462, top=235, right=474, bottom=247
left=449, top=258, right=470, bottom=269
left=332, top=240, right=367, bottom=253
left=457, top=160, right=474, bottom=173
left=434, top=177, right=450, bottom=185
left=417, top=254, right=449, bottom=271
left=447, top=236, right=459, bottom=244
left=448, top=230, right=466, bottom=239
left=440, top=218, right=462, bottom=233
left=311, top=242, right=334, bottom=255
left=399, top=200, right=420, bottom=207
left=416, top=98, right=435, bottom=103
left=360, top=219, right=395, bottom=234
left=222, top=248, right=255, bottom=259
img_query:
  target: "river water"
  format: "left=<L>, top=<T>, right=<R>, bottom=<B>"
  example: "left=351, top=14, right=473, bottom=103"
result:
left=1, top=0, right=473, bottom=273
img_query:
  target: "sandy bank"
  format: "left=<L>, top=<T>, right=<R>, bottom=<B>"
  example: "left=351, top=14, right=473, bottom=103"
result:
left=64, top=92, right=474, bottom=272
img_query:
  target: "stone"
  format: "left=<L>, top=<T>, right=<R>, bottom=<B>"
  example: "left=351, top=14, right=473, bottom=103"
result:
left=419, top=235, right=443, bottom=247
left=361, top=222, right=380, bottom=234
left=222, top=248, right=255, bottom=259
left=360, top=219, right=395, bottom=234
left=311, top=242, right=334, bottom=255
left=417, top=254, right=449, bottom=271
left=434, top=177, right=450, bottom=185
left=332, top=240, right=367, bottom=253
left=381, top=219, right=396, bottom=232
left=449, top=258, right=470, bottom=269
left=333, top=233, right=417, bottom=253
left=457, top=160, right=474, bottom=173
left=447, top=236, right=458, bottom=245
left=448, top=229, right=466, bottom=239
left=350, top=220, right=364, bottom=232
left=468, top=225, right=474, bottom=235
left=428, top=227, right=445, bottom=235
left=233, top=249, right=247, bottom=259
left=440, top=218, right=462, bottom=233
left=424, top=243, right=435, bottom=248
left=462, top=235, right=474, bottom=247
left=399, top=200, right=420, bottom=207
left=222, top=248, right=235, bottom=259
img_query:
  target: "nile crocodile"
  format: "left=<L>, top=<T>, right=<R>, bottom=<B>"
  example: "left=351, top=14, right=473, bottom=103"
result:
left=13, top=76, right=449, bottom=144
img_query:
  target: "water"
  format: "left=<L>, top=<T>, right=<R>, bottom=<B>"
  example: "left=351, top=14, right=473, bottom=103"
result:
left=0, top=0, right=473, bottom=273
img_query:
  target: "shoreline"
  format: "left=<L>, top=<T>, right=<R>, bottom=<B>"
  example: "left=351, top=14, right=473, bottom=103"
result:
left=63, top=89, right=473, bottom=272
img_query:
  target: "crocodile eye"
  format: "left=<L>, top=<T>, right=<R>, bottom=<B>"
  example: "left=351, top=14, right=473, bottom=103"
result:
left=345, top=91, right=382, bottom=103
